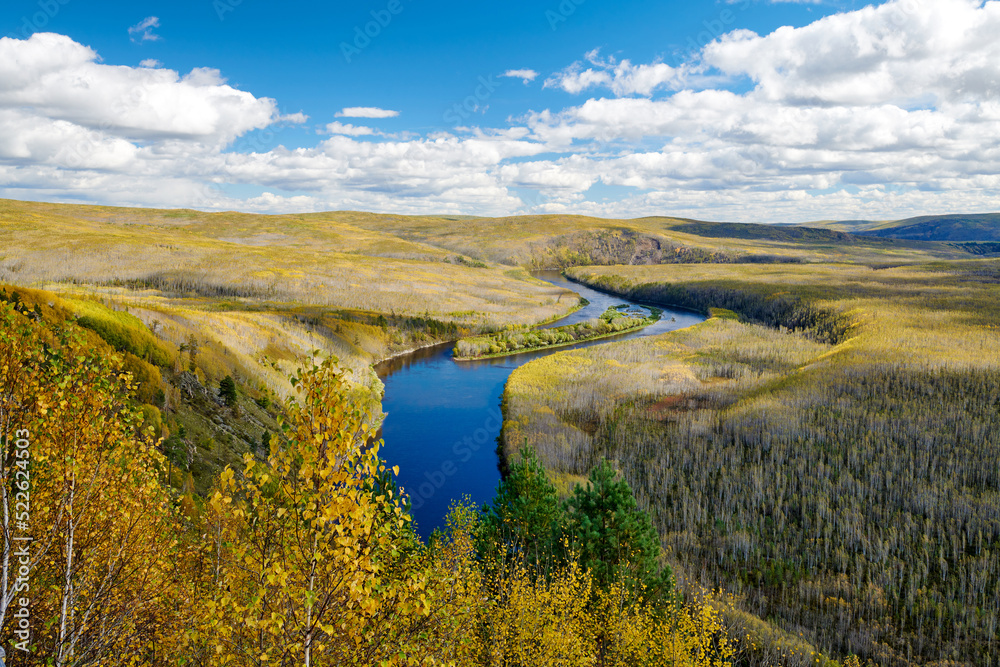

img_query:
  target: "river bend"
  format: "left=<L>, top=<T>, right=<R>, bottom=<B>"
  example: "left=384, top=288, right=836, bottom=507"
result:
left=374, top=270, right=704, bottom=535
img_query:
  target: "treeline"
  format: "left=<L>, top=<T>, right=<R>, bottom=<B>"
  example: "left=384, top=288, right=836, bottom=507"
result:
left=952, top=241, right=1000, bottom=256
left=100, top=273, right=282, bottom=300
left=455, top=307, right=655, bottom=359
left=0, top=302, right=733, bottom=666
left=569, top=271, right=854, bottom=345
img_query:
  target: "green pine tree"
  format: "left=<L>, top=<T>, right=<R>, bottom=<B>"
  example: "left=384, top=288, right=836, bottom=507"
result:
left=565, top=459, right=673, bottom=602
left=219, top=375, right=237, bottom=407
left=478, top=446, right=564, bottom=571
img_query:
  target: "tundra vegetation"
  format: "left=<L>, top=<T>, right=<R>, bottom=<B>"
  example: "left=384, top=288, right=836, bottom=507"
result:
left=3, top=198, right=999, bottom=665
left=504, top=260, right=1000, bottom=666
left=454, top=305, right=659, bottom=360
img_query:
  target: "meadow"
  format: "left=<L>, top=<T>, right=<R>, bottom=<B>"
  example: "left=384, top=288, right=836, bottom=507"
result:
left=503, top=260, right=1000, bottom=666
left=331, top=211, right=973, bottom=268
left=0, top=199, right=576, bottom=329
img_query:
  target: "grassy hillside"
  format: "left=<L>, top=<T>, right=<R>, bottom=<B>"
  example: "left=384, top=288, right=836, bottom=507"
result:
left=803, top=212, right=1000, bottom=243
left=0, top=199, right=577, bottom=329
left=504, top=260, right=1000, bottom=666
left=859, top=213, right=1000, bottom=242
left=337, top=211, right=970, bottom=266
left=0, top=283, right=287, bottom=494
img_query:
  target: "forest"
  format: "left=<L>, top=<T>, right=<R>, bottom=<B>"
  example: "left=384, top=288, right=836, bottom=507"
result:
left=503, top=261, right=1000, bottom=666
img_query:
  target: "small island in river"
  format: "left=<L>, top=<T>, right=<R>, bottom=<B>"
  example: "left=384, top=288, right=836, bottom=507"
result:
left=453, top=304, right=661, bottom=361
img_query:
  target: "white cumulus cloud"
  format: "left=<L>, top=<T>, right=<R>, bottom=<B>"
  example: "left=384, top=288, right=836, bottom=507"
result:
left=335, top=107, right=400, bottom=119
left=545, top=49, right=684, bottom=97
left=502, top=69, right=539, bottom=84
left=0, top=34, right=280, bottom=147
left=323, top=121, right=375, bottom=136
left=702, top=0, right=1000, bottom=107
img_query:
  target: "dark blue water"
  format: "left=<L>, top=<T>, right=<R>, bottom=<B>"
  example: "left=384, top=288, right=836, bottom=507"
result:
left=375, top=271, right=704, bottom=536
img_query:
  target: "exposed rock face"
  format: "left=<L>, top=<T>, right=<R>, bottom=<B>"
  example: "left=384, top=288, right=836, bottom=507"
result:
left=178, top=371, right=224, bottom=407
left=524, top=229, right=727, bottom=269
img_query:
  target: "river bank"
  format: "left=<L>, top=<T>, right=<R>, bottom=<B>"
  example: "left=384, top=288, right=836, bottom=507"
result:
left=376, top=271, right=705, bottom=536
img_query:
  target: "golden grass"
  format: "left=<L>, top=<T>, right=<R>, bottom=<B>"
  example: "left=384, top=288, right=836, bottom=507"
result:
left=0, top=199, right=578, bottom=332
left=566, top=261, right=1000, bottom=369
left=333, top=211, right=969, bottom=266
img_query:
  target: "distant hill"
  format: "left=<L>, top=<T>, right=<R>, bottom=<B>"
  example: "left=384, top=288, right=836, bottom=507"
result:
left=668, top=220, right=859, bottom=243
left=803, top=213, right=1000, bottom=242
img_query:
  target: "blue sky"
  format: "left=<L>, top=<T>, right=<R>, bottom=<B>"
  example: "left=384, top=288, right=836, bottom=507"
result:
left=2, top=0, right=1000, bottom=221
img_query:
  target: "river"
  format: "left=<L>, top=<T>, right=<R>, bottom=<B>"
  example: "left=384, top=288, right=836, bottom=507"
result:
left=374, top=270, right=704, bottom=536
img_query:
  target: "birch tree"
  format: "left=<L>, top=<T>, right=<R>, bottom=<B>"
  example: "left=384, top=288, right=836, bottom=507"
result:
left=0, top=302, right=185, bottom=665
left=198, top=358, right=435, bottom=666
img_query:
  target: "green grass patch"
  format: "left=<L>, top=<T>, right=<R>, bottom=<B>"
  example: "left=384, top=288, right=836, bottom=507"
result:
left=68, top=298, right=176, bottom=367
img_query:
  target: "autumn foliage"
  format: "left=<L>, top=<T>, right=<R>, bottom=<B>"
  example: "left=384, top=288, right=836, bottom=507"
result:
left=0, top=301, right=732, bottom=666
left=0, top=300, right=185, bottom=664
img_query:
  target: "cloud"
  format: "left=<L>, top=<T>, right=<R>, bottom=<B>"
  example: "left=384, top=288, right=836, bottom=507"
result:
left=501, top=69, right=539, bottom=84
left=128, top=16, right=161, bottom=43
left=701, top=0, right=1000, bottom=108
left=139, top=59, right=161, bottom=68
left=0, top=33, right=281, bottom=147
left=6, top=2, right=1000, bottom=223
left=278, top=112, right=309, bottom=124
left=323, top=121, right=375, bottom=136
left=335, top=107, right=400, bottom=119
left=545, top=49, right=684, bottom=96
left=244, top=192, right=321, bottom=213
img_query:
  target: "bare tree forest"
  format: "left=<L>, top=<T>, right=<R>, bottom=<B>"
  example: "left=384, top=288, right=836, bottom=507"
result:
left=503, top=261, right=1000, bottom=666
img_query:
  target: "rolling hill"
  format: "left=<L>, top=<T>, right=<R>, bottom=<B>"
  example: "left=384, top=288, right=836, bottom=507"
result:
left=802, top=212, right=1000, bottom=242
